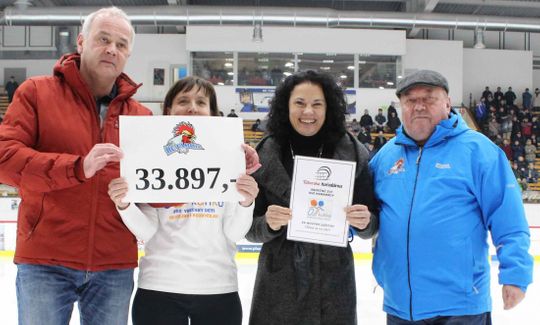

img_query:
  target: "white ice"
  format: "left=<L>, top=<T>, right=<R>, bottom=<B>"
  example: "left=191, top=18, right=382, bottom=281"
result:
left=0, top=257, right=538, bottom=324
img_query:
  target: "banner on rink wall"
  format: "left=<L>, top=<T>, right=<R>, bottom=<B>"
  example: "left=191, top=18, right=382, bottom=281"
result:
left=345, top=89, right=356, bottom=114
left=236, top=88, right=356, bottom=114
left=235, top=88, right=274, bottom=113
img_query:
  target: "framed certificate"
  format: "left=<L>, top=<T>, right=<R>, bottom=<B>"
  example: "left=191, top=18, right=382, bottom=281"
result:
left=120, top=115, right=245, bottom=203
left=287, top=155, right=356, bottom=247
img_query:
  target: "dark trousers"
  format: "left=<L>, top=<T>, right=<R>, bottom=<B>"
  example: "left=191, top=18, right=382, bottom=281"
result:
left=132, top=288, right=242, bottom=325
left=387, top=312, right=491, bottom=325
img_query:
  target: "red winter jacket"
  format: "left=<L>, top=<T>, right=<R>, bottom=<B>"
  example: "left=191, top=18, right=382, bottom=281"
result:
left=0, top=53, right=151, bottom=271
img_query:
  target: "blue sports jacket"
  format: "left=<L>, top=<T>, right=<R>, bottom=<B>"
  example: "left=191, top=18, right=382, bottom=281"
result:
left=369, top=110, right=533, bottom=321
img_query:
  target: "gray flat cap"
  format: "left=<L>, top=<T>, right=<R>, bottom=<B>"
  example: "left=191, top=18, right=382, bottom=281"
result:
left=396, top=69, right=449, bottom=97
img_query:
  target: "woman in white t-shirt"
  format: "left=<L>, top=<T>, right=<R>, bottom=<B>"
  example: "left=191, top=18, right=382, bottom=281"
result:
left=108, top=76, right=260, bottom=325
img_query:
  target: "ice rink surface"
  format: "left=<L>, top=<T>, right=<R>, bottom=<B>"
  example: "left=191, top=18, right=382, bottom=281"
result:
left=0, top=256, right=538, bottom=324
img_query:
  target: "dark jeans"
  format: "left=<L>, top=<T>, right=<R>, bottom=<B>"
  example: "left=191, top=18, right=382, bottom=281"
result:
left=16, top=263, right=134, bottom=325
left=132, top=288, right=242, bottom=325
left=387, top=312, right=491, bottom=325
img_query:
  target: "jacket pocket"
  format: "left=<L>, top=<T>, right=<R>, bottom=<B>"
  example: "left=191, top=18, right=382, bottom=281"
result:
left=459, top=239, right=474, bottom=294
left=18, top=193, right=46, bottom=239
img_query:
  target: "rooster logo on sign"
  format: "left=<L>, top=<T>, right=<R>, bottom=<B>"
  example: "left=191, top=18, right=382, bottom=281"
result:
left=175, top=122, right=196, bottom=144
left=163, top=122, right=204, bottom=155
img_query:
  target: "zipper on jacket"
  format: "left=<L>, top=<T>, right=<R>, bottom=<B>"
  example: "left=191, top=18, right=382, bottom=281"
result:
left=86, top=101, right=102, bottom=270
left=406, top=146, right=423, bottom=321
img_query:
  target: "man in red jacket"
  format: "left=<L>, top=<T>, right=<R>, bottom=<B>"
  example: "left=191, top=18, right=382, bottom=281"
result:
left=0, top=7, right=151, bottom=325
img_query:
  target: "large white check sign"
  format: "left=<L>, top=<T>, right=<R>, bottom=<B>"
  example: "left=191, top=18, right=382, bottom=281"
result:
left=120, top=116, right=245, bottom=203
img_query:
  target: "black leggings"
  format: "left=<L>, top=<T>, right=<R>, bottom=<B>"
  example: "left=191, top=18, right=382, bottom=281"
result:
left=132, top=288, right=242, bottom=325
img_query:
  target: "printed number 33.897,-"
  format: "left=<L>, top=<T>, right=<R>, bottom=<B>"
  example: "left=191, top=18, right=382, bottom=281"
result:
left=135, top=167, right=226, bottom=192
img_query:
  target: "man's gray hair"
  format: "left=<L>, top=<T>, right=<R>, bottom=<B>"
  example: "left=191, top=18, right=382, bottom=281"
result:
left=81, top=6, right=135, bottom=51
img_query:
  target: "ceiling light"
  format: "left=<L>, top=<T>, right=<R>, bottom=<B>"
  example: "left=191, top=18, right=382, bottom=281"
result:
left=323, top=59, right=334, bottom=63
left=252, top=23, right=263, bottom=42
left=224, top=63, right=233, bottom=68
left=387, top=82, right=394, bottom=85
left=285, top=62, right=294, bottom=67
left=340, top=75, right=347, bottom=79
left=347, top=66, right=355, bottom=70
left=227, top=72, right=234, bottom=76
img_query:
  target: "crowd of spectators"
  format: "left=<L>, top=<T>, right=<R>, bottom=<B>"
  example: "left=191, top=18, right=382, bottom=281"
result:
left=475, top=86, right=540, bottom=190
left=346, top=103, right=400, bottom=158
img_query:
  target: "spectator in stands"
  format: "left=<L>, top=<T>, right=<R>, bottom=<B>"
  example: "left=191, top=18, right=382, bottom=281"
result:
left=494, top=86, right=504, bottom=107
left=475, top=97, right=488, bottom=126
left=359, top=109, right=374, bottom=132
left=493, top=134, right=504, bottom=147
left=532, top=116, right=540, bottom=142
left=387, top=101, right=397, bottom=121
left=370, top=69, right=532, bottom=324
left=357, top=126, right=372, bottom=145
left=373, top=130, right=387, bottom=150
left=108, top=76, right=261, bottom=325
left=0, top=7, right=152, bottom=324
left=386, top=111, right=401, bottom=134
left=534, top=88, right=540, bottom=111
left=501, top=138, right=513, bottom=160
left=374, top=108, right=386, bottom=132
left=521, top=117, right=533, bottom=139
left=522, top=88, right=533, bottom=110
left=512, top=140, right=525, bottom=161
left=512, top=130, right=526, bottom=146
left=511, top=161, right=524, bottom=179
left=499, top=107, right=512, bottom=140
left=511, top=115, right=521, bottom=138
left=526, top=162, right=538, bottom=184
left=481, top=86, right=492, bottom=102
left=245, top=70, right=378, bottom=325
left=227, top=109, right=239, bottom=117
left=524, top=139, right=536, bottom=164
left=4, top=76, right=19, bottom=103
left=366, top=143, right=377, bottom=160
left=251, top=118, right=262, bottom=132
left=487, top=116, right=500, bottom=140
left=350, top=118, right=361, bottom=133
left=517, top=155, right=528, bottom=171
left=0, top=114, right=3, bottom=124
left=218, top=110, right=225, bottom=116
left=505, top=87, right=517, bottom=106
left=518, top=177, right=528, bottom=191
left=521, top=108, right=533, bottom=122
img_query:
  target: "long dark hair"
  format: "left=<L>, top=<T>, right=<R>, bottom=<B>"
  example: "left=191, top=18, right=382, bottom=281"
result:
left=267, top=70, right=347, bottom=144
left=163, top=76, right=219, bottom=116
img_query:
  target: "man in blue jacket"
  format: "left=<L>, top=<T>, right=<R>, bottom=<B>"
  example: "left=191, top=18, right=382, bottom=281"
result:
left=369, top=69, right=533, bottom=324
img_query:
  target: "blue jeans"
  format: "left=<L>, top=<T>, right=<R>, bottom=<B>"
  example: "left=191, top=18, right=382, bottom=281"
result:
left=16, top=263, right=134, bottom=325
left=387, top=313, right=491, bottom=325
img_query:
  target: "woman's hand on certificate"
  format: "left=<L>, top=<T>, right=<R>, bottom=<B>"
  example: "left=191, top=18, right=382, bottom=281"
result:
left=237, top=174, right=259, bottom=207
left=345, top=205, right=371, bottom=230
left=108, top=177, right=130, bottom=210
left=265, top=205, right=292, bottom=231
left=242, top=143, right=262, bottom=175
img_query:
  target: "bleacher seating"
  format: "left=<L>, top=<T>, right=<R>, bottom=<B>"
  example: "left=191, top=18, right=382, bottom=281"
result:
left=242, top=119, right=265, bottom=144
left=0, top=94, right=9, bottom=117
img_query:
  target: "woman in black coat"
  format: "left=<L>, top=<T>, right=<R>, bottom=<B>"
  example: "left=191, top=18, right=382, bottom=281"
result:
left=246, top=70, right=379, bottom=325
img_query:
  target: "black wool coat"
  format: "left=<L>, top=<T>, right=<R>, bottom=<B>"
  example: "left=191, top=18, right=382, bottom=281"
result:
left=246, top=133, right=379, bottom=325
